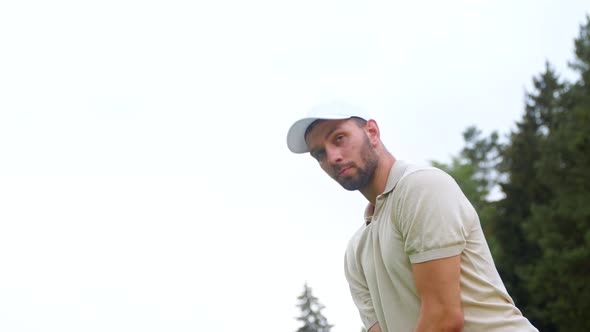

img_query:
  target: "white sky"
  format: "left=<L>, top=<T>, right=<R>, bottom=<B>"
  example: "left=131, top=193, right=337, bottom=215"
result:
left=0, top=1, right=588, bottom=331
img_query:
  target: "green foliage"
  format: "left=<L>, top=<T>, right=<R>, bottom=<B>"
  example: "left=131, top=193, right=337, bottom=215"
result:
left=570, top=14, right=590, bottom=88
left=432, top=15, right=590, bottom=331
left=514, top=18, right=590, bottom=331
left=295, top=283, right=333, bottom=332
left=493, top=62, right=563, bottom=331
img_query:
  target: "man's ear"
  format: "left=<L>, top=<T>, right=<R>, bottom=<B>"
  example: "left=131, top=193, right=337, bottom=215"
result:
left=365, top=119, right=381, bottom=146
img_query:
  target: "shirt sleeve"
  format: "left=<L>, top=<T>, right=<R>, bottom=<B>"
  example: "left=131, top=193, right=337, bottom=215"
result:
left=394, top=168, right=475, bottom=264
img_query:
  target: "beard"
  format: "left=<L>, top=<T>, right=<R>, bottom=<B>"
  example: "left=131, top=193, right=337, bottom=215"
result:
left=333, top=135, right=379, bottom=191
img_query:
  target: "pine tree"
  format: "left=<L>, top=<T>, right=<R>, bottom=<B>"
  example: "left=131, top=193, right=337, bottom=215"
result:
left=516, top=16, right=590, bottom=332
left=295, top=283, right=333, bottom=332
left=430, top=15, right=590, bottom=331
left=491, top=62, right=563, bottom=330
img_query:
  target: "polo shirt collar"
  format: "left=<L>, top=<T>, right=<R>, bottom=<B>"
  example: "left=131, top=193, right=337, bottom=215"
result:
left=381, top=160, right=409, bottom=195
left=364, top=160, right=409, bottom=225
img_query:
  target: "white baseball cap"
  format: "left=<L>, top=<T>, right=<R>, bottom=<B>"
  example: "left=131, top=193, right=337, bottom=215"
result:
left=286, top=101, right=370, bottom=154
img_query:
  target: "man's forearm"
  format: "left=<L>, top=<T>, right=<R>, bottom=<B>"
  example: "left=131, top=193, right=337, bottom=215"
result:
left=411, top=256, right=464, bottom=332
left=368, top=322, right=382, bottom=332
left=413, top=307, right=464, bottom=332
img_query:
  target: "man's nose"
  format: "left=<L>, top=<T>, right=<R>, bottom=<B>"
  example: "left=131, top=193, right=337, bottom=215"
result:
left=326, top=147, right=343, bottom=164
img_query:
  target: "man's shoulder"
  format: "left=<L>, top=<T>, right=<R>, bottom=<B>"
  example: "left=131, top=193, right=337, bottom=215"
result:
left=388, top=163, right=463, bottom=207
left=397, top=163, right=455, bottom=191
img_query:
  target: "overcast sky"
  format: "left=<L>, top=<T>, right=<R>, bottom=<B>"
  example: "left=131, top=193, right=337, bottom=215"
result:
left=1, top=1, right=589, bottom=331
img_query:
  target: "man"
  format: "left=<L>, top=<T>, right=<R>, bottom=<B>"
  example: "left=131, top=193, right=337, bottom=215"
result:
left=286, top=102, right=538, bottom=332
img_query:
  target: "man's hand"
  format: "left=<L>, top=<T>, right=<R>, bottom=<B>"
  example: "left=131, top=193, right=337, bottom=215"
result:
left=412, top=255, right=464, bottom=332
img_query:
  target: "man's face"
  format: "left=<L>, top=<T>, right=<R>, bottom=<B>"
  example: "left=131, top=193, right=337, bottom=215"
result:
left=305, top=118, right=379, bottom=191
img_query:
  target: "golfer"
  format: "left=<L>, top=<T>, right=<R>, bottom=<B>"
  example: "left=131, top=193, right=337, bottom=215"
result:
left=286, top=102, right=538, bottom=332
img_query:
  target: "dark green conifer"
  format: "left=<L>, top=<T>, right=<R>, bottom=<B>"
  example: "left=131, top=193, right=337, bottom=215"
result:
left=295, top=283, right=333, bottom=332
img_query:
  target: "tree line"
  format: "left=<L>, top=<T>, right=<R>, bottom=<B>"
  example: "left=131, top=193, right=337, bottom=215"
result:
left=433, top=15, right=590, bottom=332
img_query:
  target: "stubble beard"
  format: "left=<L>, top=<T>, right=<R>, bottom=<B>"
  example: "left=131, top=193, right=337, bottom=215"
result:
left=335, top=135, right=379, bottom=191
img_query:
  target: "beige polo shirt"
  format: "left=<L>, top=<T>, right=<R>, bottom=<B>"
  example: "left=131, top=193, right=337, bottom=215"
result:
left=344, top=161, right=538, bottom=332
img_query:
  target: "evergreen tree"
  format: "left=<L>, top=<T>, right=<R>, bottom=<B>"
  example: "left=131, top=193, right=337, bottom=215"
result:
left=430, top=15, right=590, bottom=331
left=516, top=16, right=590, bottom=332
left=295, top=283, right=333, bottom=332
left=492, top=62, right=563, bottom=330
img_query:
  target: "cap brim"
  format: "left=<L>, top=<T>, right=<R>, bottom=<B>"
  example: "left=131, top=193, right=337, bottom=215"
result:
left=286, top=117, right=318, bottom=153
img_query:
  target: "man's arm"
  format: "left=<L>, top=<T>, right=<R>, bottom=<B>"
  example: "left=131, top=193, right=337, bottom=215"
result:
left=411, top=255, right=464, bottom=332
left=368, top=322, right=381, bottom=332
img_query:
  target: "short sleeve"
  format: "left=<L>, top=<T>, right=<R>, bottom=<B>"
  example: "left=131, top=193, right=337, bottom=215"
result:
left=394, top=169, right=475, bottom=264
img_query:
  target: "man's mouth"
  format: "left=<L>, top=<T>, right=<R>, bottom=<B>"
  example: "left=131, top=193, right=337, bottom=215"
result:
left=338, top=166, right=353, bottom=177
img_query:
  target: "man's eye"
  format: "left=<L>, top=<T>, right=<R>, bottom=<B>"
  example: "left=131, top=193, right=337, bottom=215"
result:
left=335, top=135, right=345, bottom=142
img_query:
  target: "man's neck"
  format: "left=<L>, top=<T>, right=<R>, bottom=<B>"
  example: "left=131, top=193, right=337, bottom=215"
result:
left=360, top=154, right=396, bottom=204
